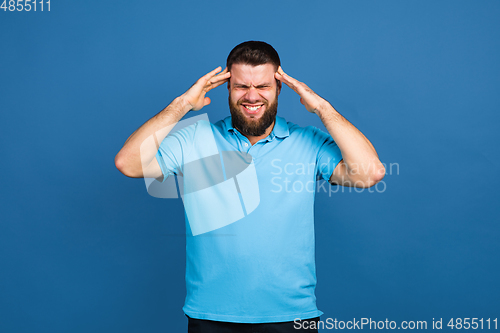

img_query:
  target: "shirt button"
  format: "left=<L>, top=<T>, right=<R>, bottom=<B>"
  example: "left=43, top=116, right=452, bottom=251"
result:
left=244, top=143, right=248, bottom=147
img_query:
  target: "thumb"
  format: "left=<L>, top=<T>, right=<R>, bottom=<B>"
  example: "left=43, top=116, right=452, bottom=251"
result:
left=203, top=97, right=211, bottom=106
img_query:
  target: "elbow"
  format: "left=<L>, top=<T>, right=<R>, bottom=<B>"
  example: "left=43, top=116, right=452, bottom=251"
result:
left=366, top=162, right=386, bottom=187
left=114, top=154, right=125, bottom=174
left=115, top=152, right=139, bottom=178
left=352, top=162, right=385, bottom=188
left=114, top=153, right=129, bottom=176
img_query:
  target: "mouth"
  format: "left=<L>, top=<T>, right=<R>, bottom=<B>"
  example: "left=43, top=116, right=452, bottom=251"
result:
left=241, top=103, right=265, bottom=115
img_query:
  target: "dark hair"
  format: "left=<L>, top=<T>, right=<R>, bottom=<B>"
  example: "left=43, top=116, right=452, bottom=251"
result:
left=226, top=41, right=280, bottom=71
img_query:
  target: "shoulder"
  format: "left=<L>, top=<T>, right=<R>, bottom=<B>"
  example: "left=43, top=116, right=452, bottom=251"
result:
left=168, top=117, right=215, bottom=140
left=158, top=118, right=215, bottom=157
left=283, top=118, right=328, bottom=144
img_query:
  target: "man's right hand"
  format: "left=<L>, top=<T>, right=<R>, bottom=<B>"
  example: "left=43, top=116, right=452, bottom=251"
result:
left=181, top=66, right=231, bottom=111
left=115, top=66, right=231, bottom=179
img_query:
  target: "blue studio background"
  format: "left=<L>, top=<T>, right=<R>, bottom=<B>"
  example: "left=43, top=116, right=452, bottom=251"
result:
left=1, top=1, right=499, bottom=332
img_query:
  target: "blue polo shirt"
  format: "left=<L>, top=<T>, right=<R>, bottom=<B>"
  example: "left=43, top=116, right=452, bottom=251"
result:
left=155, top=115, right=343, bottom=323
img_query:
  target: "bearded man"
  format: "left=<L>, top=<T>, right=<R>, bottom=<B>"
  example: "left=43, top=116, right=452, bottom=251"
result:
left=115, top=41, right=385, bottom=333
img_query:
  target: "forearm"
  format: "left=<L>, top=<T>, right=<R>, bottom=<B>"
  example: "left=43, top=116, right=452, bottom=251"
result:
left=315, top=101, right=384, bottom=183
left=115, top=96, right=191, bottom=177
left=115, top=67, right=230, bottom=178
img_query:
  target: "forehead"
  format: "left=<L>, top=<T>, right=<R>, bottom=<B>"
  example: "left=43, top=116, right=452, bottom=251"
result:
left=230, top=63, right=276, bottom=85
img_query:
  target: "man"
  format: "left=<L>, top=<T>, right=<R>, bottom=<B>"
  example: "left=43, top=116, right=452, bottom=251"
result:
left=115, top=41, right=385, bottom=333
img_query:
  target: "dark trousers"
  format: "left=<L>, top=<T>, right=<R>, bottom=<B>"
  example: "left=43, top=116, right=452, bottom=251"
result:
left=186, top=315, right=320, bottom=333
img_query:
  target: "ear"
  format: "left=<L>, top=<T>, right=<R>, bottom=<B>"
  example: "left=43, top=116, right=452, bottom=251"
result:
left=277, top=80, right=282, bottom=95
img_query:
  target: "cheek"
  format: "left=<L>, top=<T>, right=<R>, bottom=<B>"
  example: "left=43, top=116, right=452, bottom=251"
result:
left=230, top=91, right=245, bottom=103
left=261, top=91, right=276, bottom=102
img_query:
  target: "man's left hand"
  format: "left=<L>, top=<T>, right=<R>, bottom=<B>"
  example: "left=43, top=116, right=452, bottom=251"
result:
left=275, top=66, right=325, bottom=114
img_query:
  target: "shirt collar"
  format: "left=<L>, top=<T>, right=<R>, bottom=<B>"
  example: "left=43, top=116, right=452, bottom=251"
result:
left=223, top=116, right=290, bottom=139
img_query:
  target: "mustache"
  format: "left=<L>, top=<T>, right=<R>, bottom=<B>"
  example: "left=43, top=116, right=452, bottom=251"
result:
left=238, top=100, right=267, bottom=105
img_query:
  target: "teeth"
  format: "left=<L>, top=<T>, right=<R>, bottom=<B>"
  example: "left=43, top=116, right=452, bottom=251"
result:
left=245, top=105, right=262, bottom=111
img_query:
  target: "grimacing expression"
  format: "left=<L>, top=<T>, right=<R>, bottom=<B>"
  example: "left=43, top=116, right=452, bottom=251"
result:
left=228, top=63, right=281, bottom=137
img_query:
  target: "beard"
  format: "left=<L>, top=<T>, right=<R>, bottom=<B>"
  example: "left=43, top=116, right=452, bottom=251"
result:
left=228, top=95, right=278, bottom=137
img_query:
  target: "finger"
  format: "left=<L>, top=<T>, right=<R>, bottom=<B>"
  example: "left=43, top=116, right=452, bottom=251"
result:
left=207, top=66, right=222, bottom=77
left=206, top=68, right=231, bottom=86
left=206, top=71, right=231, bottom=91
left=274, top=66, right=285, bottom=81
left=211, top=70, right=231, bottom=83
left=276, top=72, right=310, bottom=98
left=275, top=71, right=297, bottom=90
left=280, top=71, right=299, bottom=86
left=200, top=66, right=223, bottom=82
left=206, top=76, right=230, bottom=91
left=193, top=66, right=226, bottom=92
left=281, top=70, right=305, bottom=90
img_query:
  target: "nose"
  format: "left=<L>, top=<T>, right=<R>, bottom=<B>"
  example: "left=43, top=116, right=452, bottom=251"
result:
left=243, top=86, right=261, bottom=102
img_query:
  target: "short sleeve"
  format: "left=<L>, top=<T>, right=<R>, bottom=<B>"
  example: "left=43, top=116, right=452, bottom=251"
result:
left=314, top=128, right=343, bottom=182
left=155, top=123, right=197, bottom=183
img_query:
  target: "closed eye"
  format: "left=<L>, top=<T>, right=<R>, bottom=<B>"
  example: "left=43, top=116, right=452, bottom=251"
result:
left=233, top=84, right=272, bottom=89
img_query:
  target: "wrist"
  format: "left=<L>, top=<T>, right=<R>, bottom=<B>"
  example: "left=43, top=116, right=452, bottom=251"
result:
left=313, top=100, right=333, bottom=117
left=172, top=95, right=193, bottom=114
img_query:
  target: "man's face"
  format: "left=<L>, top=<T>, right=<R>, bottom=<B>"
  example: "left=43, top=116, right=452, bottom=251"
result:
left=228, top=63, right=281, bottom=137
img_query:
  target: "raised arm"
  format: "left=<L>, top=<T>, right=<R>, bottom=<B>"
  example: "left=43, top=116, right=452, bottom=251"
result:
left=115, top=67, right=231, bottom=178
left=275, top=67, right=385, bottom=188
